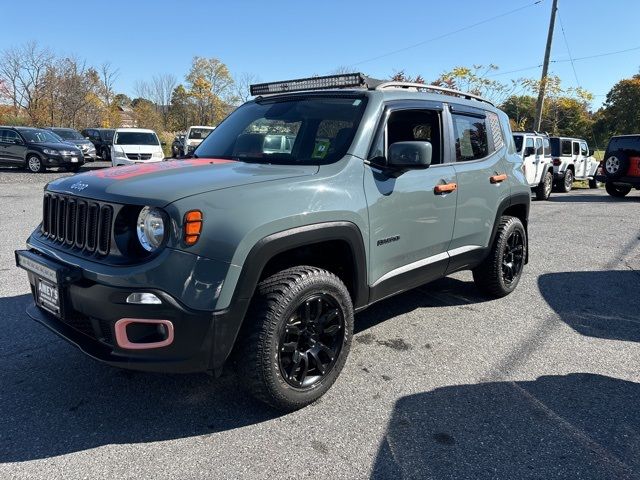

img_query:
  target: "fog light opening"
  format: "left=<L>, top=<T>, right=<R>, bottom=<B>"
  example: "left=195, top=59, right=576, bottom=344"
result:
left=114, top=318, right=174, bottom=350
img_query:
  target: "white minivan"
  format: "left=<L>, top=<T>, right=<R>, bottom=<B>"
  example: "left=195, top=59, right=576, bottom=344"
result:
left=111, top=128, right=165, bottom=166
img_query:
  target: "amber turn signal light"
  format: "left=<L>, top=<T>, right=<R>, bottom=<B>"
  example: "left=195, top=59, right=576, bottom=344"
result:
left=183, top=210, right=203, bottom=246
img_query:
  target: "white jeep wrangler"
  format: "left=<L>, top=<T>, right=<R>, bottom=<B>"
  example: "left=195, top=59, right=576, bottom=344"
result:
left=513, top=132, right=554, bottom=200
left=550, top=136, right=600, bottom=192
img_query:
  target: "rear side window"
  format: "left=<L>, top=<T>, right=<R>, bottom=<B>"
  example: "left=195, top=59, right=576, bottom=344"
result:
left=452, top=114, right=488, bottom=161
left=513, top=135, right=523, bottom=153
left=487, top=111, right=504, bottom=151
left=561, top=140, right=572, bottom=156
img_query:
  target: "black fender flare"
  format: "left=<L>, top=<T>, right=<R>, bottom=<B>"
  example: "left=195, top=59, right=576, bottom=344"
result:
left=210, top=221, right=368, bottom=372
left=488, top=192, right=530, bottom=264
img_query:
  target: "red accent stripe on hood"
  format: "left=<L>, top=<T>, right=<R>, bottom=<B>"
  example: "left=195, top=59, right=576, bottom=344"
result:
left=88, top=159, right=235, bottom=180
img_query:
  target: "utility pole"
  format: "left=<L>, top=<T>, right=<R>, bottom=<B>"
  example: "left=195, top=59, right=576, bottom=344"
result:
left=534, top=0, right=558, bottom=131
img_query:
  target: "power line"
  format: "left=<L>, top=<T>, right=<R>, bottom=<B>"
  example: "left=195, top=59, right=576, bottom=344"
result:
left=558, top=13, right=579, bottom=86
left=347, top=0, right=544, bottom=67
left=488, top=44, right=640, bottom=77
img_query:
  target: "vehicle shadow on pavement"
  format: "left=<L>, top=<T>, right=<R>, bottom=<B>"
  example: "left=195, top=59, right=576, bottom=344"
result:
left=548, top=193, right=640, bottom=203
left=371, top=373, right=640, bottom=479
left=355, top=276, right=490, bottom=334
left=0, top=294, right=283, bottom=463
left=538, top=271, right=640, bottom=342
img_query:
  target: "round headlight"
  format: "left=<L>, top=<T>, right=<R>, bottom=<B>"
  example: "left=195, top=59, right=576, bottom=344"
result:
left=136, top=207, right=165, bottom=251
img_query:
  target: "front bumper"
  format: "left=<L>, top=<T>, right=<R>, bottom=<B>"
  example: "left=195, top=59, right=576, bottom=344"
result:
left=45, top=154, right=85, bottom=167
left=15, top=247, right=247, bottom=374
left=113, top=157, right=164, bottom=166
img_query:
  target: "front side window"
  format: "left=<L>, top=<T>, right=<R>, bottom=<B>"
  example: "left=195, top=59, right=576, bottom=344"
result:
left=370, top=109, right=442, bottom=165
left=580, top=142, right=588, bottom=156
left=543, top=137, right=551, bottom=156
left=535, top=137, right=543, bottom=155
left=115, top=132, right=160, bottom=146
left=100, top=130, right=115, bottom=141
left=195, top=96, right=367, bottom=165
left=573, top=142, right=580, bottom=155
left=452, top=114, right=488, bottom=161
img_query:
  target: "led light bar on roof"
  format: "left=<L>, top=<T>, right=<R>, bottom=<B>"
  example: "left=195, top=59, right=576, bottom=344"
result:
left=250, top=73, right=367, bottom=96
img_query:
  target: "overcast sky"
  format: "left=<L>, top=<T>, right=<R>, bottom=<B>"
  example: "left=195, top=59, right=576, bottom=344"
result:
left=2, top=0, right=638, bottom=105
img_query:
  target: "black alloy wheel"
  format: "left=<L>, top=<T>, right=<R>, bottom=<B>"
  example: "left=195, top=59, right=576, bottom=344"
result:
left=502, top=230, right=525, bottom=286
left=278, top=294, right=345, bottom=389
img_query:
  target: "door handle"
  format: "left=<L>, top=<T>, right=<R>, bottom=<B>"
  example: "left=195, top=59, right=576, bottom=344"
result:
left=434, top=183, right=457, bottom=194
left=490, top=174, right=507, bottom=184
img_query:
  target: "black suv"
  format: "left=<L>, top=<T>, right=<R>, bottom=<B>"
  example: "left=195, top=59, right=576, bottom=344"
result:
left=81, top=128, right=115, bottom=161
left=598, top=134, right=640, bottom=197
left=0, top=126, right=84, bottom=172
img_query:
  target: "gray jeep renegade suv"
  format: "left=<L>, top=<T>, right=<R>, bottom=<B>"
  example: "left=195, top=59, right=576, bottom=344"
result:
left=16, top=73, right=530, bottom=410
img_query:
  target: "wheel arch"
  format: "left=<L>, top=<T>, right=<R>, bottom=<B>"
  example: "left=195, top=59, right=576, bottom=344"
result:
left=210, top=221, right=368, bottom=373
left=490, top=193, right=530, bottom=264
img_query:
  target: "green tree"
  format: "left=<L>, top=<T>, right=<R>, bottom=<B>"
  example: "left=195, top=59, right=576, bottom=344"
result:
left=594, top=74, right=640, bottom=140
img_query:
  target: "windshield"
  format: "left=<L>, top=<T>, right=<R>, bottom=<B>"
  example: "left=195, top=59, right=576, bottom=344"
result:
left=20, top=129, right=63, bottom=143
left=114, top=131, right=159, bottom=146
left=188, top=128, right=214, bottom=140
left=53, top=129, right=84, bottom=140
left=513, top=135, right=523, bottom=153
left=194, top=96, right=368, bottom=165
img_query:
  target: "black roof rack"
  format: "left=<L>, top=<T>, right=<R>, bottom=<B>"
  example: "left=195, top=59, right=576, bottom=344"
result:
left=250, top=73, right=494, bottom=106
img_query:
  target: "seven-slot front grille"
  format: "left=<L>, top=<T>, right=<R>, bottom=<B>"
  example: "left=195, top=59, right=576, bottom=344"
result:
left=126, top=153, right=152, bottom=161
left=41, top=193, right=113, bottom=256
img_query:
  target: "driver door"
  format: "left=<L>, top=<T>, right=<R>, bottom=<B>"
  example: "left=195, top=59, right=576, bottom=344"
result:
left=364, top=102, right=457, bottom=300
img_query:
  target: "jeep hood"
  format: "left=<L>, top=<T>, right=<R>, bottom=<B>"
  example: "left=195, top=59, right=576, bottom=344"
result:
left=46, top=158, right=319, bottom=205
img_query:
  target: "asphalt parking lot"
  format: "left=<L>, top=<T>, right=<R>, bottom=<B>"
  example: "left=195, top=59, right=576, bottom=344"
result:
left=0, top=164, right=639, bottom=480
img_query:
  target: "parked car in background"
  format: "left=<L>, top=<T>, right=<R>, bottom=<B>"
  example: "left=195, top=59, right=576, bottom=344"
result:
left=110, top=128, right=165, bottom=166
left=47, top=127, right=98, bottom=162
left=81, top=128, right=115, bottom=161
left=599, top=134, right=640, bottom=197
left=513, top=132, right=554, bottom=200
left=172, top=133, right=185, bottom=158
left=0, top=126, right=84, bottom=172
left=549, top=136, right=600, bottom=192
left=184, top=126, right=215, bottom=156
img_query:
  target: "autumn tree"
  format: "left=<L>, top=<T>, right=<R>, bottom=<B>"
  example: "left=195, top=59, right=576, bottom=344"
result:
left=185, top=56, right=235, bottom=125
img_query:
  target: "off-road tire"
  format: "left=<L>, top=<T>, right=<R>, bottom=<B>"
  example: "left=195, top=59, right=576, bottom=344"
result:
left=535, top=170, right=553, bottom=200
left=473, top=216, right=526, bottom=298
left=235, top=266, right=354, bottom=411
left=101, top=148, right=110, bottom=161
left=605, top=181, right=631, bottom=198
left=604, top=152, right=629, bottom=179
left=559, top=169, right=573, bottom=193
left=26, top=154, right=45, bottom=173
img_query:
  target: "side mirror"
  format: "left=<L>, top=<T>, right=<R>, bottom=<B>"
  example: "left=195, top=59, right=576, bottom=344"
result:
left=161, top=141, right=167, bottom=146
left=85, top=137, right=90, bottom=140
left=524, top=146, right=536, bottom=156
left=387, top=141, right=432, bottom=173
